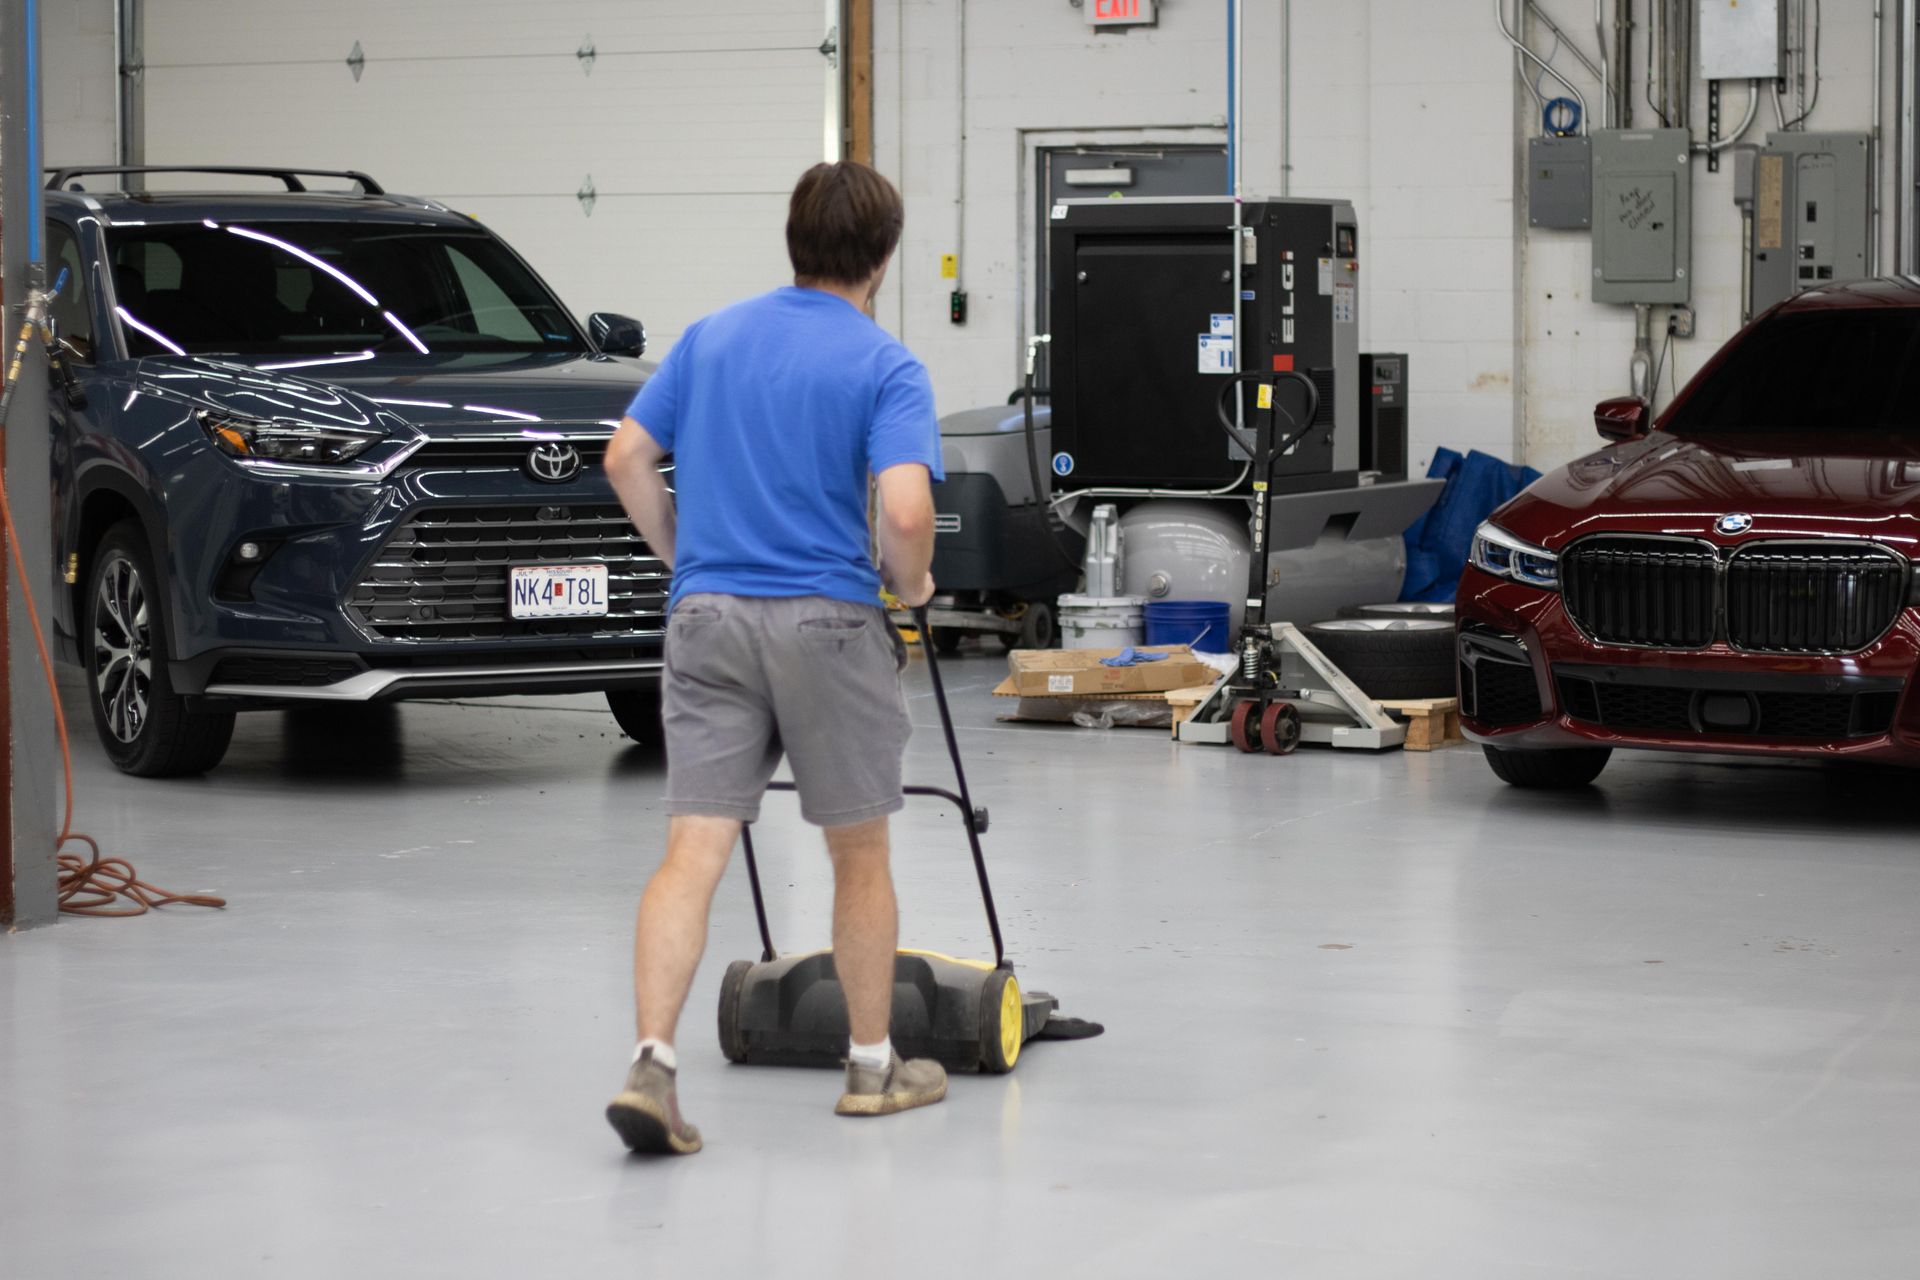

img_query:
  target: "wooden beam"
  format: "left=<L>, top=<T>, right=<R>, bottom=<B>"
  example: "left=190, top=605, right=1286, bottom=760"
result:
left=847, top=0, right=873, bottom=166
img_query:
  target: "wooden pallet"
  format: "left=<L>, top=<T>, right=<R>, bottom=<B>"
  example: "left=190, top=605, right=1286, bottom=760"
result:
left=1376, top=697, right=1463, bottom=751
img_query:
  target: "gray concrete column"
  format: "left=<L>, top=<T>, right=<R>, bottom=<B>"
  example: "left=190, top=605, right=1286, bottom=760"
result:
left=2, top=0, right=61, bottom=930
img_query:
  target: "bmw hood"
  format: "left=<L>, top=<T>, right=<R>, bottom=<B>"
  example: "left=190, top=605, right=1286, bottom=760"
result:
left=1495, top=431, right=1920, bottom=553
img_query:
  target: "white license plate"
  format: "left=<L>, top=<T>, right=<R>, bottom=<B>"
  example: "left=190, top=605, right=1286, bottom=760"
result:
left=509, top=564, right=609, bottom=619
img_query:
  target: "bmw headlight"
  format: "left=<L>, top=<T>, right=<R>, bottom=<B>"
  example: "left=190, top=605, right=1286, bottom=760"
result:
left=198, top=409, right=384, bottom=465
left=1470, top=521, right=1559, bottom=589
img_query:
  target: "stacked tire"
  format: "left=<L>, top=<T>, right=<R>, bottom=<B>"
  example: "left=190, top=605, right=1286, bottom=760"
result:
left=1301, top=603, right=1455, bottom=701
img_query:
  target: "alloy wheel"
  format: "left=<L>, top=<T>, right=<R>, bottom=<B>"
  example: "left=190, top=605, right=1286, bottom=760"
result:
left=93, top=557, right=152, bottom=744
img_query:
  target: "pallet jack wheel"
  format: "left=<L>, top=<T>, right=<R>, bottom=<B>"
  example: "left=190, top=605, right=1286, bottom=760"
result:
left=978, top=968, right=1023, bottom=1073
left=1229, top=699, right=1260, bottom=753
left=717, top=958, right=753, bottom=1063
left=1261, top=702, right=1301, bottom=756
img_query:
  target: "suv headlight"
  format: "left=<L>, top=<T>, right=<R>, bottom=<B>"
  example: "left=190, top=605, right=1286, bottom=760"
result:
left=1470, top=521, right=1559, bottom=589
left=198, top=409, right=384, bottom=465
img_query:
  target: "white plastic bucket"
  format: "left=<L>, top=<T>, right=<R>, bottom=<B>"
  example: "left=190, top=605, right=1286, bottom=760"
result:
left=1057, top=594, right=1147, bottom=650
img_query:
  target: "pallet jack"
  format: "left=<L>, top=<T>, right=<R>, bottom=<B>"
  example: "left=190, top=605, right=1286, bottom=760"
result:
left=1177, top=371, right=1409, bottom=755
left=716, top=606, right=1101, bottom=1073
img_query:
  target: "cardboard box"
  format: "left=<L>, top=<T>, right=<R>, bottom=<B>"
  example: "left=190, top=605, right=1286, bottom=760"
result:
left=1002, top=645, right=1219, bottom=698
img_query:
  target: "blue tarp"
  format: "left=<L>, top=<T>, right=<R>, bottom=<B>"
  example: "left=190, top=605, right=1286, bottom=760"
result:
left=1400, top=448, right=1543, bottom=602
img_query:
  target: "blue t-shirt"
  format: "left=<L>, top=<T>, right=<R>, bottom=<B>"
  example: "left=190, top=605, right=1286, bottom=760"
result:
left=625, top=287, right=943, bottom=609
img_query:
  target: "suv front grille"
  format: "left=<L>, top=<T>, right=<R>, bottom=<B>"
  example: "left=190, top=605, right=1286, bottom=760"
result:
left=348, top=504, right=668, bottom=642
left=1561, top=536, right=1908, bottom=654
left=401, top=438, right=611, bottom=472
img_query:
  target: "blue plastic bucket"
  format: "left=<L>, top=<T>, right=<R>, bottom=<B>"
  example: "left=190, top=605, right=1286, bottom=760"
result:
left=1143, top=599, right=1231, bottom=654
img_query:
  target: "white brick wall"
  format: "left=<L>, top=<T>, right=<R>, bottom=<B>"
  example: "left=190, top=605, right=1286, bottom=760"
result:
left=42, top=0, right=117, bottom=168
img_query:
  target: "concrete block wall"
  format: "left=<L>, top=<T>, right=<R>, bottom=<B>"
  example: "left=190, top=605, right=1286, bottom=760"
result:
left=41, top=0, right=117, bottom=166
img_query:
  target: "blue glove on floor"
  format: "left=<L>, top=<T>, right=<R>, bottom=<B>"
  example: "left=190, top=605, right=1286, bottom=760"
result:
left=1099, top=647, right=1168, bottom=668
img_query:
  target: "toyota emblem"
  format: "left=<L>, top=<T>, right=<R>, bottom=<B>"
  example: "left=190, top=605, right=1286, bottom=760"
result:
left=1716, top=512, right=1754, bottom=535
left=525, top=442, right=582, bottom=483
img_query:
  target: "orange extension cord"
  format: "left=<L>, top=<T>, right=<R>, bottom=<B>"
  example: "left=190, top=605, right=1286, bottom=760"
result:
left=2, top=303, right=224, bottom=917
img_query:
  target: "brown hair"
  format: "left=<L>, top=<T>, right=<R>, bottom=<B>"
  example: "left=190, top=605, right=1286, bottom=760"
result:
left=786, top=161, right=904, bottom=287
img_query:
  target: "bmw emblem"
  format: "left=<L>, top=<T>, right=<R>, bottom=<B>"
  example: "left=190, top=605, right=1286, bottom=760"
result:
left=1716, top=512, right=1754, bottom=535
left=525, top=441, right=583, bottom=483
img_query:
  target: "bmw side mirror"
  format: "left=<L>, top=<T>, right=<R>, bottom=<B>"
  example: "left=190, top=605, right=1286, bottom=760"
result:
left=1594, top=396, right=1649, bottom=442
left=588, top=312, right=646, bottom=358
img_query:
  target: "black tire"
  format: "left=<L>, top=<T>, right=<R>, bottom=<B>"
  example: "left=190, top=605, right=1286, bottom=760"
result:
left=83, top=521, right=235, bottom=777
left=606, top=686, right=663, bottom=743
left=978, top=967, right=1022, bottom=1074
left=930, top=627, right=964, bottom=655
left=1482, top=745, right=1612, bottom=789
left=1301, top=618, right=1455, bottom=700
left=717, top=959, right=754, bottom=1063
left=1015, top=601, right=1056, bottom=650
left=1338, top=601, right=1455, bottom=622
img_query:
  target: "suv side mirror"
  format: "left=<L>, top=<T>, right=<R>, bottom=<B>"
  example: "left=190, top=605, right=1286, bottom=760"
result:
left=588, top=312, right=646, bottom=358
left=1594, top=396, right=1649, bottom=442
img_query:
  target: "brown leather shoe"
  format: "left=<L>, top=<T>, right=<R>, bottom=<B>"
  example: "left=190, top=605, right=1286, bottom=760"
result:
left=835, top=1050, right=948, bottom=1117
left=606, top=1048, right=703, bottom=1154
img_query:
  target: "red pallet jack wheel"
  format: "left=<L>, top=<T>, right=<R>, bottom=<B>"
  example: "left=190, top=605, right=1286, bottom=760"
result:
left=1230, top=700, right=1260, bottom=753
left=1261, top=702, right=1301, bottom=756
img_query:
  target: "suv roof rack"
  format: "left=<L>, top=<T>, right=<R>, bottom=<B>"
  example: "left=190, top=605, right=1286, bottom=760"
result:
left=44, top=165, right=386, bottom=196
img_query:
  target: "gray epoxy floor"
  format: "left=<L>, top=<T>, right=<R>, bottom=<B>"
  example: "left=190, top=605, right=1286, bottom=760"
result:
left=3, top=651, right=1918, bottom=1279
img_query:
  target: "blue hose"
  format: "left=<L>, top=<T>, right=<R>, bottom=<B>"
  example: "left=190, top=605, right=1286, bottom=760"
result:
left=1542, top=96, right=1581, bottom=137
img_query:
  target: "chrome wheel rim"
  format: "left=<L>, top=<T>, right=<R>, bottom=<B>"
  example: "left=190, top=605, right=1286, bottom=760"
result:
left=1358, top=602, right=1455, bottom=617
left=93, top=557, right=152, bottom=744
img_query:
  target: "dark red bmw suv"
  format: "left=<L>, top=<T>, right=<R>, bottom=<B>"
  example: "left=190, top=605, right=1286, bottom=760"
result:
left=1458, top=280, right=1920, bottom=787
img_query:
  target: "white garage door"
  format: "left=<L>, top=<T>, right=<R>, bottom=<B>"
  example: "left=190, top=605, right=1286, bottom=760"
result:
left=141, top=0, right=834, bottom=354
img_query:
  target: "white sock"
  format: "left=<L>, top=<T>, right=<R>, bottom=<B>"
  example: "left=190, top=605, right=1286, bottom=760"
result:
left=634, top=1038, right=677, bottom=1071
left=848, top=1036, right=892, bottom=1072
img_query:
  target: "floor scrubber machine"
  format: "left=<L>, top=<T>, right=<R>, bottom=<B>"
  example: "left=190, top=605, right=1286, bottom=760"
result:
left=716, top=606, right=1101, bottom=1073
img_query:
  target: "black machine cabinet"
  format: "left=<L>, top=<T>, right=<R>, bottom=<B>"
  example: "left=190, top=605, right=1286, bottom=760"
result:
left=1358, top=351, right=1409, bottom=483
left=1047, top=197, right=1361, bottom=493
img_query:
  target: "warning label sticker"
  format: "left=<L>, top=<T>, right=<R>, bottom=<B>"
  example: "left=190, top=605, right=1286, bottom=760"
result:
left=1197, top=334, right=1235, bottom=374
left=1318, top=257, right=1334, bottom=295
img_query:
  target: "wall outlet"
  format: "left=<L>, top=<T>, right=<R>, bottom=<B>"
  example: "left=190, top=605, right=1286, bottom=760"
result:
left=1668, top=305, right=1695, bottom=339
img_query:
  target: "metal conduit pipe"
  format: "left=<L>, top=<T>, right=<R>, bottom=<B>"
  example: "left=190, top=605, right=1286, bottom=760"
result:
left=1497, top=0, right=1588, bottom=121
left=1629, top=304, right=1654, bottom=402
left=1874, top=0, right=1886, bottom=274
left=1595, top=0, right=1613, bottom=127
left=1523, top=0, right=1606, bottom=88
left=1694, top=79, right=1762, bottom=152
left=1900, top=0, right=1915, bottom=273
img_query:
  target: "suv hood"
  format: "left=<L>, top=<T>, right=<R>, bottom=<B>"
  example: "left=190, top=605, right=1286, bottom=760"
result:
left=134, top=351, right=648, bottom=434
left=1497, top=431, right=1920, bottom=553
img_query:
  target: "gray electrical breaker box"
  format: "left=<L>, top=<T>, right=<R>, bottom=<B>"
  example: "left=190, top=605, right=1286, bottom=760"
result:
left=1749, top=131, right=1871, bottom=314
left=1699, top=0, right=1785, bottom=81
left=1591, top=129, right=1692, bottom=305
left=1528, top=135, right=1591, bottom=229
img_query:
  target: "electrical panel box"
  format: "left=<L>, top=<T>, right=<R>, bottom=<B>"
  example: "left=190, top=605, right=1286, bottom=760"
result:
left=1528, top=136, right=1592, bottom=229
left=1048, top=196, right=1359, bottom=493
left=1699, top=0, right=1785, bottom=81
left=1750, top=131, right=1872, bottom=314
left=1358, top=353, right=1408, bottom=483
left=1591, top=129, right=1692, bottom=305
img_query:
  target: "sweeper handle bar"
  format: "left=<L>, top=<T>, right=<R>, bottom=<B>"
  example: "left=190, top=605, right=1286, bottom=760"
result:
left=735, top=606, right=1008, bottom=970
left=912, top=603, right=1005, bottom=969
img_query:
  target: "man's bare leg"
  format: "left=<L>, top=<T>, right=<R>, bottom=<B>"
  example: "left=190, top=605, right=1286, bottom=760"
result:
left=826, top=816, right=947, bottom=1116
left=824, top=816, right=898, bottom=1043
left=609, top=814, right=738, bottom=1155
left=634, top=814, right=741, bottom=1044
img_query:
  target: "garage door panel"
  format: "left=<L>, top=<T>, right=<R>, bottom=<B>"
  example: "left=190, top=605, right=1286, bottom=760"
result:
left=467, top=194, right=794, bottom=354
left=145, top=55, right=820, bottom=196
left=146, top=0, right=826, bottom=68
left=140, top=0, right=825, bottom=352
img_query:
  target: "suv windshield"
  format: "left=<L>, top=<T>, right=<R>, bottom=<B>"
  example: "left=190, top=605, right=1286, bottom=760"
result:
left=1666, top=308, right=1920, bottom=435
left=108, top=221, right=587, bottom=358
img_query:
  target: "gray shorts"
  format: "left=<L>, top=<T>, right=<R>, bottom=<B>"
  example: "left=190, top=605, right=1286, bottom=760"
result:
left=662, top=593, right=911, bottom=827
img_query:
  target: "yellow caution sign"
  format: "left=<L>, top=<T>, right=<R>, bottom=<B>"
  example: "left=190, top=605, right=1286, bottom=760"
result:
left=1256, top=383, right=1274, bottom=409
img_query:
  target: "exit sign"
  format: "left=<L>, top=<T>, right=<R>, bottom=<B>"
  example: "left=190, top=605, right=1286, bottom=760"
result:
left=1088, top=0, right=1156, bottom=27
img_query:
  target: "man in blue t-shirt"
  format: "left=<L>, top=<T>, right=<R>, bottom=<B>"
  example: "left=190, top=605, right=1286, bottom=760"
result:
left=602, top=162, right=946, bottom=1154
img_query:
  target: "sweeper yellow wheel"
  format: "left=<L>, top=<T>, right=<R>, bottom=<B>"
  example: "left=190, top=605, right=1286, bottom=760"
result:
left=978, top=968, right=1023, bottom=1073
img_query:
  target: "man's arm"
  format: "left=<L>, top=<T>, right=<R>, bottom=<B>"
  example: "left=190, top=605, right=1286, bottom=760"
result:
left=606, top=418, right=676, bottom=570
left=874, top=462, right=935, bottom=608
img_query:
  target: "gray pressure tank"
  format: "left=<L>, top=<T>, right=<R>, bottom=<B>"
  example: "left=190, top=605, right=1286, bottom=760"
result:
left=1117, top=498, right=1407, bottom=632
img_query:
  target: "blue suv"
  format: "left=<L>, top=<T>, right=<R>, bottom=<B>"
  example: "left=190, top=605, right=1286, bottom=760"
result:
left=41, top=166, right=665, bottom=775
